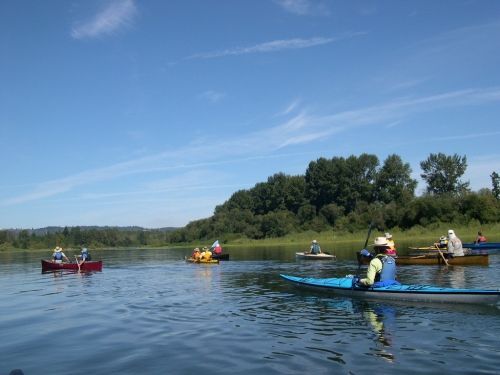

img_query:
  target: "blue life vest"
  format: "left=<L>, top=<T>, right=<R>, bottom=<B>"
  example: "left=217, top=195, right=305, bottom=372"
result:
left=81, top=250, right=91, bottom=261
left=374, top=255, right=396, bottom=283
left=54, top=252, right=63, bottom=260
left=311, top=243, right=321, bottom=254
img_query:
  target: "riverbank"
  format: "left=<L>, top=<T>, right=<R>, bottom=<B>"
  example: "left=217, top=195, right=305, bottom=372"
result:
left=223, top=222, right=500, bottom=248
left=2, top=222, right=499, bottom=251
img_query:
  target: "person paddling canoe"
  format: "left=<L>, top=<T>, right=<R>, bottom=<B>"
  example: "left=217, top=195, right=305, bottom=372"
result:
left=77, top=247, right=91, bottom=266
left=52, top=246, right=69, bottom=263
left=447, top=229, right=464, bottom=257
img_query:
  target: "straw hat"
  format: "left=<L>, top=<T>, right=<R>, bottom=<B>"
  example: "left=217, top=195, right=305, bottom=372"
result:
left=373, top=237, right=388, bottom=247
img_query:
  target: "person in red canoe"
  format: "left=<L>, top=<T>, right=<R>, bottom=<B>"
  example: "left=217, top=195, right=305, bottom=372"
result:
left=52, top=246, right=69, bottom=263
left=77, top=247, right=91, bottom=265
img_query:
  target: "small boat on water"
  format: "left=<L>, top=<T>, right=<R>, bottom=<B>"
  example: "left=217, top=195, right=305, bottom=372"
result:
left=409, top=245, right=446, bottom=251
left=185, top=257, right=219, bottom=264
left=280, top=274, right=500, bottom=304
left=212, top=253, right=229, bottom=261
left=295, top=252, right=336, bottom=260
left=462, top=242, right=500, bottom=251
left=41, top=259, right=103, bottom=271
left=357, top=252, right=488, bottom=266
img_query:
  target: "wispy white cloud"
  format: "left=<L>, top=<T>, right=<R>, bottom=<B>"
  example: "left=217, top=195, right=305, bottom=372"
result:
left=187, top=34, right=364, bottom=59
left=3, top=86, right=499, bottom=206
left=71, top=0, right=137, bottom=40
left=274, top=0, right=330, bottom=16
left=276, top=99, right=302, bottom=117
left=199, top=90, right=226, bottom=103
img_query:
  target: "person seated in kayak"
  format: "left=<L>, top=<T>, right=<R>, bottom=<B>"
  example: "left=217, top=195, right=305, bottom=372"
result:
left=77, top=247, right=91, bottom=265
left=200, top=246, right=212, bottom=261
left=384, top=232, right=397, bottom=257
left=447, top=229, right=464, bottom=257
left=52, top=246, right=69, bottom=263
left=309, top=240, right=322, bottom=254
left=357, top=237, right=398, bottom=287
left=475, top=231, right=487, bottom=244
left=191, top=247, right=201, bottom=260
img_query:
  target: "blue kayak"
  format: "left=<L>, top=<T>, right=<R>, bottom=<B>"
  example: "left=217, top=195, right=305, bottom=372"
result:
left=462, top=242, right=500, bottom=251
left=280, top=274, right=500, bottom=305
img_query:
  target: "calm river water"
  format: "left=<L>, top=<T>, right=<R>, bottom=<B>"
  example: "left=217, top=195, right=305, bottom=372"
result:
left=1, top=245, right=499, bottom=374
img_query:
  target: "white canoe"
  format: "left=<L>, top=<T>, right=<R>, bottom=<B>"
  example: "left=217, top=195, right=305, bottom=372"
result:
left=295, top=252, right=336, bottom=260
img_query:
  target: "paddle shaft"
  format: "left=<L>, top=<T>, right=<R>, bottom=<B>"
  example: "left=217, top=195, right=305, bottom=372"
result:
left=363, top=223, right=373, bottom=250
left=437, top=248, right=449, bottom=266
left=75, top=255, right=81, bottom=272
left=357, top=223, right=373, bottom=272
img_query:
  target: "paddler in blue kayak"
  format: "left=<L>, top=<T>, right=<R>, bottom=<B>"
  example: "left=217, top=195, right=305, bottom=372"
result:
left=357, top=237, right=399, bottom=287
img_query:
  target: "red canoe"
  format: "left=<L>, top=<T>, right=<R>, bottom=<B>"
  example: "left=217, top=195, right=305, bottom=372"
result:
left=41, top=259, right=103, bottom=272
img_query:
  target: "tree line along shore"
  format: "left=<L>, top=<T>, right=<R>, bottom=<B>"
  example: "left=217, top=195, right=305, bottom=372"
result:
left=2, top=153, right=499, bottom=251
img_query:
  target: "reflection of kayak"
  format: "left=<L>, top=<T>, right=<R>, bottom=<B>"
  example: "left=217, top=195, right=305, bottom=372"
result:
left=185, top=257, right=219, bottom=264
left=41, top=259, right=103, bottom=271
left=295, top=252, right=336, bottom=260
left=357, top=252, right=488, bottom=266
left=212, top=253, right=229, bottom=261
left=280, top=274, right=500, bottom=304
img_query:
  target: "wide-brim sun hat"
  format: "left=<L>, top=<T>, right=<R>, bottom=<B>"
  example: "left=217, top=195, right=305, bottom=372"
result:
left=373, top=237, right=388, bottom=246
left=312, top=240, right=317, bottom=243
left=55, top=247, right=61, bottom=252
left=385, top=232, right=392, bottom=239
left=448, top=229, right=455, bottom=236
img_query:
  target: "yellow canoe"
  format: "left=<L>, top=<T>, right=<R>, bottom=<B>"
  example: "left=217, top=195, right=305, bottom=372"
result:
left=185, top=257, right=219, bottom=264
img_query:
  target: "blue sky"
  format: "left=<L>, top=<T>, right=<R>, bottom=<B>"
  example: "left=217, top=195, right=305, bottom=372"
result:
left=1, top=0, right=500, bottom=229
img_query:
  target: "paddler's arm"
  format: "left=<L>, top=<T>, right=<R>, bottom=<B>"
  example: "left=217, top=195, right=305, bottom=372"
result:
left=359, top=258, right=382, bottom=286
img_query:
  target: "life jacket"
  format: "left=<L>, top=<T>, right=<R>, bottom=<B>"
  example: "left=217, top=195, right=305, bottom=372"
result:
left=54, top=252, right=63, bottom=260
left=374, top=255, right=396, bottom=283
left=311, top=243, right=321, bottom=254
left=213, top=245, right=222, bottom=255
left=82, top=252, right=91, bottom=261
left=477, top=236, right=487, bottom=243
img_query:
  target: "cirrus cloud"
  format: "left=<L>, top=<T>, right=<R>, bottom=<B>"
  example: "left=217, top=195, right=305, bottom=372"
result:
left=71, top=0, right=137, bottom=40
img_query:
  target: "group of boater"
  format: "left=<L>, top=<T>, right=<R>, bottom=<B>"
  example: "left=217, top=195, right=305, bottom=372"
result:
left=429, top=230, right=469, bottom=257
left=190, top=247, right=214, bottom=262
left=433, top=230, right=487, bottom=250
left=356, top=228, right=473, bottom=286
left=52, top=246, right=92, bottom=266
left=189, top=241, right=223, bottom=262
